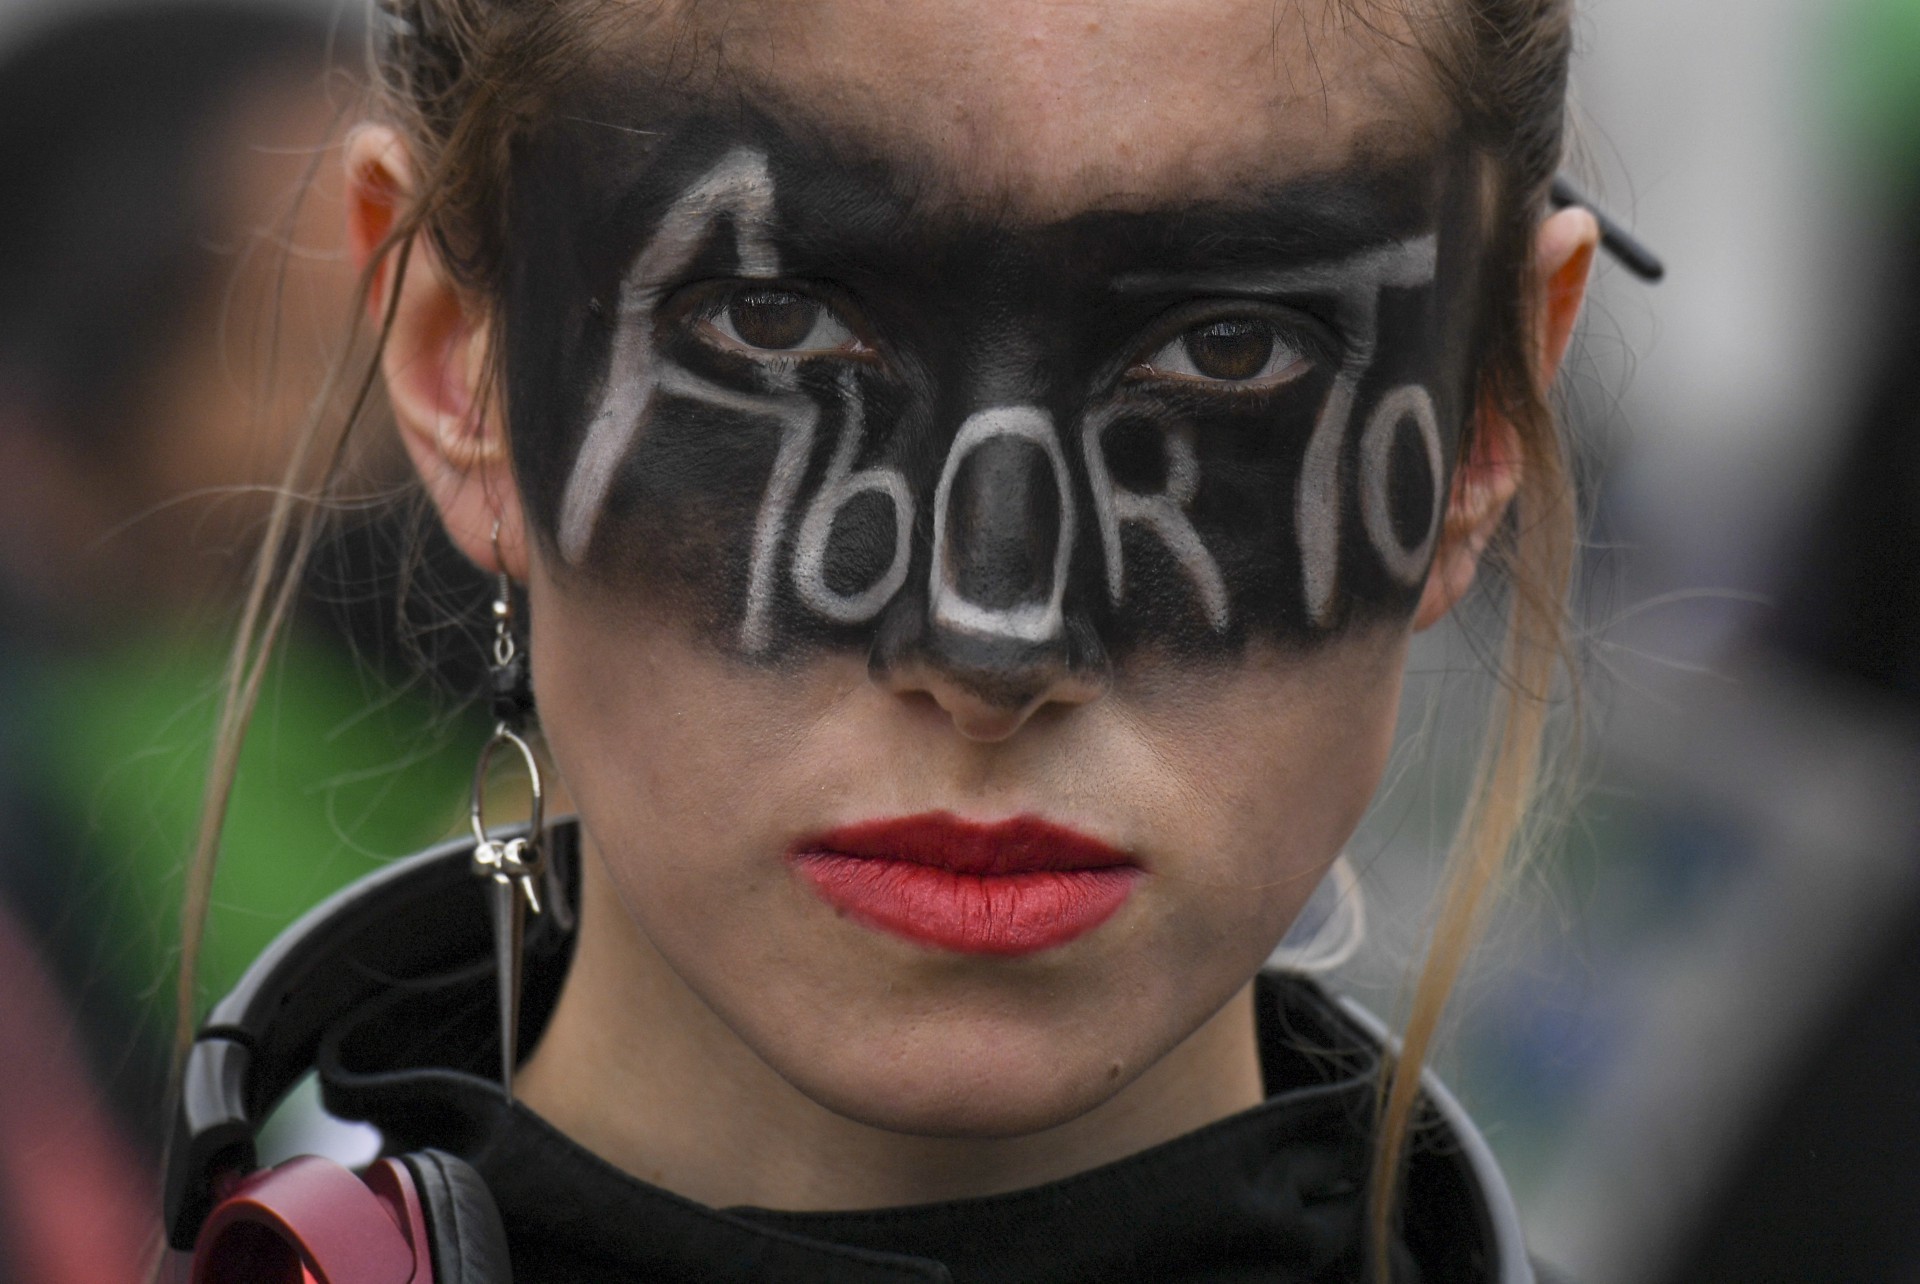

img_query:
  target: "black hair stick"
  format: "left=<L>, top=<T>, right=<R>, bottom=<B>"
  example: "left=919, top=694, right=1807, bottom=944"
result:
left=1551, top=175, right=1666, bottom=284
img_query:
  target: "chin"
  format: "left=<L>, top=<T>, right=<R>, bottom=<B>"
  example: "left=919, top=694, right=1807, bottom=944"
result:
left=773, top=1015, right=1137, bottom=1140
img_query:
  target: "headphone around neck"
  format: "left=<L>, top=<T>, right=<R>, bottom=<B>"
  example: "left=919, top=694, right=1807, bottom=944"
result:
left=165, top=823, right=578, bottom=1282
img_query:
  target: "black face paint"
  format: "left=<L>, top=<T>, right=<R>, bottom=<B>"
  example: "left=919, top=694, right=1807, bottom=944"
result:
left=502, top=83, right=1489, bottom=696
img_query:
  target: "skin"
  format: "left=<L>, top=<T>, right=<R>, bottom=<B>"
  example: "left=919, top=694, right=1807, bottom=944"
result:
left=350, top=0, right=1597, bottom=1214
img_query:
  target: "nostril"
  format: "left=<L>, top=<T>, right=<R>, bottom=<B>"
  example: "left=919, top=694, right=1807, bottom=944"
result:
left=867, top=567, right=1112, bottom=738
left=948, top=699, right=1032, bottom=743
left=872, top=618, right=1111, bottom=741
left=876, top=658, right=1045, bottom=743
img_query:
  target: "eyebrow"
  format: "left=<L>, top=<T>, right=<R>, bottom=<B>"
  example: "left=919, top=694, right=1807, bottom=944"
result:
left=733, top=171, right=1449, bottom=301
left=1110, top=234, right=1438, bottom=297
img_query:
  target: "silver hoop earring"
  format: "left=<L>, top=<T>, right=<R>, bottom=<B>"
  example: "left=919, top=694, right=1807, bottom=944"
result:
left=470, top=522, right=550, bottom=1103
left=1270, top=854, right=1367, bottom=974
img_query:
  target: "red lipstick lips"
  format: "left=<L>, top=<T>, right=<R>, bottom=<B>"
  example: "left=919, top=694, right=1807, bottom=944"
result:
left=789, top=813, right=1140, bottom=956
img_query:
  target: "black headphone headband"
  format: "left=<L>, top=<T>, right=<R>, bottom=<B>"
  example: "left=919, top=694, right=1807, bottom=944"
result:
left=164, top=820, right=579, bottom=1251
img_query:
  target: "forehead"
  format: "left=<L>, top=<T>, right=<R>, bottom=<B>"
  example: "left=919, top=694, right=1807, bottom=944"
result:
left=590, top=0, right=1451, bottom=219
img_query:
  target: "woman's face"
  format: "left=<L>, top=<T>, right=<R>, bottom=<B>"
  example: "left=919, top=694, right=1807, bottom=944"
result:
left=502, top=0, right=1490, bottom=1135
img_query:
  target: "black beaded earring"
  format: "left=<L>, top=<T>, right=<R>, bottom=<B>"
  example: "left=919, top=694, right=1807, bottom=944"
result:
left=468, top=520, right=552, bottom=1103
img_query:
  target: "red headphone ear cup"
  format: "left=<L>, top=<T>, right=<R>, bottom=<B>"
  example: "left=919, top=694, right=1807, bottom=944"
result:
left=190, top=1156, right=428, bottom=1284
left=400, top=1150, right=513, bottom=1284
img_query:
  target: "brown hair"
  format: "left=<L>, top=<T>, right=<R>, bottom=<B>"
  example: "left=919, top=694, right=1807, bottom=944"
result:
left=1368, top=0, right=1577, bottom=1275
left=170, top=1, right=1578, bottom=1277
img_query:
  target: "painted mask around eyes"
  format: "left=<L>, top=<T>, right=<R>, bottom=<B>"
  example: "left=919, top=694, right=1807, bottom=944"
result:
left=501, top=109, right=1490, bottom=692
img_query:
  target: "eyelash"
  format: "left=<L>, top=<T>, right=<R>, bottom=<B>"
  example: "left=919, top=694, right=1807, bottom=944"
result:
left=689, top=284, right=869, bottom=361
left=680, top=283, right=1330, bottom=395
left=1124, top=308, right=1331, bottom=395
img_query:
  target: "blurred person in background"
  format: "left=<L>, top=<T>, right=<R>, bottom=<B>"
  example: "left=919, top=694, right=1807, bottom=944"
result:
left=1520, top=0, right=1920, bottom=1277
left=1775, top=0, right=1920, bottom=708
left=0, top=5, right=485, bottom=1279
left=1643, top=0, right=1920, bottom=1276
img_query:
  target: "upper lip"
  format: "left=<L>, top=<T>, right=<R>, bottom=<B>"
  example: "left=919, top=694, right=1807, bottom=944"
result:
left=796, top=812, right=1134, bottom=875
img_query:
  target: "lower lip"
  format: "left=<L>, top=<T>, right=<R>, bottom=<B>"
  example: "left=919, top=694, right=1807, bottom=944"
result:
left=790, top=819, right=1140, bottom=956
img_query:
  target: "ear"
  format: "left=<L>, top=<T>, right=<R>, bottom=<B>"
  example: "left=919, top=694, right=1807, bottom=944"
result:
left=345, top=124, right=529, bottom=580
left=1413, top=205, right=1599, bottom=631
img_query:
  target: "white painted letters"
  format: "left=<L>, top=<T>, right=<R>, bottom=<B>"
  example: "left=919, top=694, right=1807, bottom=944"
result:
left=637, top=367, right=822, bottom=656
left=568, top=192, right=1450, bottom=651
left=929, top=406, right=1076, bottom=643
left=791, top=371, right=915, bottom=624
left=1358, top=384, right=1444, bottom=584
left=1082, top=407, right=1229, bottom=631
left=557, top=148, right=781, bottom=564
left=1291, top=237, right=1438, bottom=624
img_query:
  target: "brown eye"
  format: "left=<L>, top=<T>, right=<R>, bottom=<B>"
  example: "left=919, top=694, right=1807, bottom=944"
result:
left=701, top=287, right=859, bottom=357
left=1136, top=314, right=1311, bottom=389
left=1182, top=320, right=1274, bottom=381
left=726, top=290, right=820, bottom=349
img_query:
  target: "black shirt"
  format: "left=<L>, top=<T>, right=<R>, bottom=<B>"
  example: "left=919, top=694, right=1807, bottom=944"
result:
left=321, top=955, right=1520, bottom=1283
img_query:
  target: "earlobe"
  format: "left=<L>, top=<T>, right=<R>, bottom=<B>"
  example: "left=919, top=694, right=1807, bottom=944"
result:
left=1412, top=204, right=1599, bottom=632
left=345, top=126, right=529, bottom=580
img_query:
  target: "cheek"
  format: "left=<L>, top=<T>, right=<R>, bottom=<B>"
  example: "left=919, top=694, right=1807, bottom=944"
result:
left=528, top=580, right=841, bottom=842
left=562, top=393, right=788, bottom=629
left=1118, top=631, right=1406, bottom=924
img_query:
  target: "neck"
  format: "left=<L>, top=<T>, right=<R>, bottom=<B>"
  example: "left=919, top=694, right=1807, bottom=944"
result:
left=516, top=849, right=1266, bottom=1211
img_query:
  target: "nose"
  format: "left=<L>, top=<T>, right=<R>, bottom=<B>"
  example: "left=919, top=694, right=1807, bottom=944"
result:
left=868, top=403, right=1111, bottom=740
left=871, top=607, right=1111, bottom=741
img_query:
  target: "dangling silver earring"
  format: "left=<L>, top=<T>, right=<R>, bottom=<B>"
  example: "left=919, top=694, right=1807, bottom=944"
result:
left=470, top=520, right=546, bottom=1103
